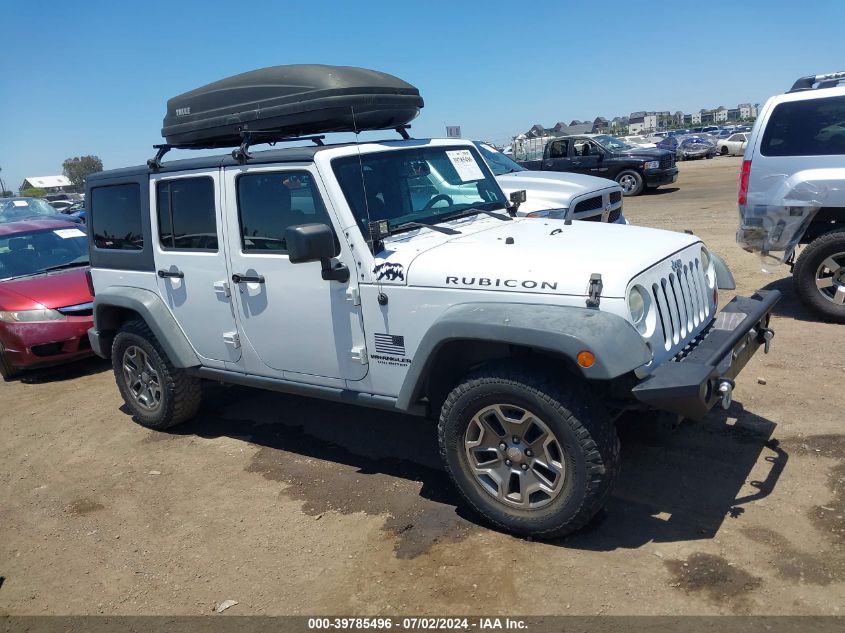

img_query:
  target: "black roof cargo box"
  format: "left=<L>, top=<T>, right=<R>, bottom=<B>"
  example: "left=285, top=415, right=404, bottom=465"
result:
left=162, top=64, right=424, bottom=148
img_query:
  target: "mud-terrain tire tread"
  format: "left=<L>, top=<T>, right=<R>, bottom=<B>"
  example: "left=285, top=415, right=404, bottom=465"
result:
left=111, top=320, right=202, bottom=429
left=792, top=230, right=845, bottom=324
left=437, top=362, right=620, bottom=539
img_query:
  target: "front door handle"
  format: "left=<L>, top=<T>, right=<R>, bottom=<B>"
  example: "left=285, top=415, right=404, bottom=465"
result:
left=232, top=273, right=265, bottom=284
left=158, top=269, right=184, bottom=279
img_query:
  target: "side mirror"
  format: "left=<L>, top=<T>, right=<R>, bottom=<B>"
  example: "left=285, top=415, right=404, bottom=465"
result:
left=285, top=223, right=349, bottom=283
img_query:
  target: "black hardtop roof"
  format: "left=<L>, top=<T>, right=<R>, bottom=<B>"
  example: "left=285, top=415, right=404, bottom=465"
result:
left=87, top=142, right=354, bottom=183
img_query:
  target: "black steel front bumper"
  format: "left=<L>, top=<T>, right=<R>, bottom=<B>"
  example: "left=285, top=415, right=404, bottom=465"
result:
left=631, top=290, right=780, bottom=419
left=644, top=167, right=678, bottom=187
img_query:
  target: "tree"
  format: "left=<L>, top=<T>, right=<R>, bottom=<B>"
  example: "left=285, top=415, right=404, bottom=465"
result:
left=62, top=155, right=104, bottom=190
left=20, top=187, right=47, bottom=198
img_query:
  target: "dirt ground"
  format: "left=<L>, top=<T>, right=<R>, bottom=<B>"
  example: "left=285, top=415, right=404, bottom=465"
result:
left=1, top=156, right=842, bottom=616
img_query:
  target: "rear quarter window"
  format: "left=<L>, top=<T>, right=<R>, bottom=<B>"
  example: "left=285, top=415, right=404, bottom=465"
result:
left=90, top=183, right=143, bottom=250
left=761, top=95, right=845, bottom=156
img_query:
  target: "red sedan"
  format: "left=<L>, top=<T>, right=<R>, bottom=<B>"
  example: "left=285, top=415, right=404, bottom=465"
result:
left=0, top=217, right=94, bottom=380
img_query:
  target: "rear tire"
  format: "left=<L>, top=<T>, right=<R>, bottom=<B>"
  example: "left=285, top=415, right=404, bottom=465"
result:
left=615, top=170, right=644, bottom=196
left=438, top=362, right=620, bottom=539
left=0, top=343, right=19, bottom=381
left=720, top=146, right=729, bottom=156
left=111, top=320, right=202, bottom=429
left=793, top=231, right=845, bottom=323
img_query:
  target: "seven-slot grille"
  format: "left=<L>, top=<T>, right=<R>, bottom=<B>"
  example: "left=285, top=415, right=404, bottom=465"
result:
left=648, top=256, right=711, bottom=351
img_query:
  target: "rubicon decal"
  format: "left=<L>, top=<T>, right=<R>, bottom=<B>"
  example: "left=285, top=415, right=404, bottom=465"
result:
left=374, top=262, right=405, bottom=281
left=445, top=276, right=559, bottom=290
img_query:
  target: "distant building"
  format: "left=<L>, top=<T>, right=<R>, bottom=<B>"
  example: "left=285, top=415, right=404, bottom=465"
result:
left=22, top=175, right=72, bottom=192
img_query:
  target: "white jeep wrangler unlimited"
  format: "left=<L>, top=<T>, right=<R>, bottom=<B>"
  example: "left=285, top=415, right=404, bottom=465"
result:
left=86, top=65, right=780, bottom=538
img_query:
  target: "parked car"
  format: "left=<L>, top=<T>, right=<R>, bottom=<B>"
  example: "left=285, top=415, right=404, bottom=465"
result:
left=88, top=63, right=779, bottom=540
left=0, top=217, right=94, bottom=379
left=48, top=200, right=75, bottom=213
left=737, top=70, right=845, bottom=322
left=656, top=135, right=717, bottom=160
left=0, top=197, right=65, bottom=223
left=621, top=135, right=657, bottom=148
left=517, top=133, right=677, bottom=196
left=717, top=132, right=749, bottom=156
left=473, top=141, right=627, bottom=223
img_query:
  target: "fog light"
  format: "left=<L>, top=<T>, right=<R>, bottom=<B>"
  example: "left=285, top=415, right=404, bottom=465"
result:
left=577, top=351, right=595, bottom=368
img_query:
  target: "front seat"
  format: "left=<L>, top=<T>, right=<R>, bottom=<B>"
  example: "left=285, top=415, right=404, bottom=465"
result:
left=8, top=238, right=39, bottom=275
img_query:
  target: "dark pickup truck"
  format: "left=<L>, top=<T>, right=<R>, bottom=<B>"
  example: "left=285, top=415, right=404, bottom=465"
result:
left=517, top=134, right=678, bottom=196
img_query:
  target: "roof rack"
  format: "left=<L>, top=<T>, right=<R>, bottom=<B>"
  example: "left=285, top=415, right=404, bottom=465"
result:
left=789, top=71, right=845, bottom=92
left=146, top=125, right=413, bottom=170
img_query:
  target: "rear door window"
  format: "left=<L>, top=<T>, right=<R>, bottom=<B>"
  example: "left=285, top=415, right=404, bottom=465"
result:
left=157, top=177, right=217, bottom=251
left=761, top=95, right=845, bottom=156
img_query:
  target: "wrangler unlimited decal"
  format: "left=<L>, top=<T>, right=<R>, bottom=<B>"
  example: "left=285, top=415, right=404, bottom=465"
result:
left=446, top=276, right=559, bottom=290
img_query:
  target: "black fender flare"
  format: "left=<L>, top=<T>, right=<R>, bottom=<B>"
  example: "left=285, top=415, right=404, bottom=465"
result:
left=90, top=287, right=200, bottom=368
left=395, top=302, right=651, bottom=411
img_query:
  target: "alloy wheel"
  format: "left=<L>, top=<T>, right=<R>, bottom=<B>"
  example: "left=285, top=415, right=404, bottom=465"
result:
left=122, top=345, right=162, bottom=410
left=464, top=404, right=565, bottom=509
left=618, top=174, right=637, bottom=193
left=815, top=252, right=845, bottom=305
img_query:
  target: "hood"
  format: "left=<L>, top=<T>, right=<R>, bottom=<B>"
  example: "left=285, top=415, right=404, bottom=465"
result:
left=373, top=217, right=700, bottom=298
left=618, top=146, right=672, bottom=159
left=0, top=268, right=92, bottom=311
left=494, top=171, right=618, bottom=215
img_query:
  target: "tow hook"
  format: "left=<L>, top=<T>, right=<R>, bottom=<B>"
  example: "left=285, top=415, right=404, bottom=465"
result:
left=718, top=378, right=735, bottom=410
left=759, top=328, right=775, bottom=354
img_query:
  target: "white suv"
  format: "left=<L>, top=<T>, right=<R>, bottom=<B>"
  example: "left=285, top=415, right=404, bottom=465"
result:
left=87, top=65, right=780, bottom=538
left=737, top=71, right=845, bottom=321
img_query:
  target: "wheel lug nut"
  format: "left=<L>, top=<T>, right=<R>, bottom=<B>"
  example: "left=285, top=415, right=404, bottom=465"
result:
left=512, top=436, right=520, bottom=444
left=499, top=442, right=507, bottom=451
left=505, top=459, right=512, bottom=466
left=521, top=464, right=528, bottom=471
left=525, top=449, right=533, bottom=457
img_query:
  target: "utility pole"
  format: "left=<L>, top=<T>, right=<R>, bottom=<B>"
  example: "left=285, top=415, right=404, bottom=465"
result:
left=0, top=166, right=7, bottom=198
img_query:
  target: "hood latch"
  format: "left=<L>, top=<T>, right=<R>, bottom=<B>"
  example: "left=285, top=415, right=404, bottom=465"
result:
left=586, top=273, right=603, bottom=308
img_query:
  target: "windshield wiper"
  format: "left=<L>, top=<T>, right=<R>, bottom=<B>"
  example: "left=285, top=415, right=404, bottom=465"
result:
left=41, top=261, right=89, bottom=273
left=390, top=221, right=460, bottom=236
left=441, top=204, right=512, bottom=222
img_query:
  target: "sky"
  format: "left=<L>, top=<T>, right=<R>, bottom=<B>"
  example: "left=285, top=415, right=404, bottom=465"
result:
left=1, top=0, right=843, bottom=193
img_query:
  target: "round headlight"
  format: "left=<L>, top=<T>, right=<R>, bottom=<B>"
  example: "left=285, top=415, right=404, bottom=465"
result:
left=628, top=286, right=646, bottom=325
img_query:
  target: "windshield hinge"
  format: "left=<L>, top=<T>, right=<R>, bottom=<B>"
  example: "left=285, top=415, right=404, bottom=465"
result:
left=350, top=345, right=368, bottom=364
left=586, top=273, right=603, bottom=308
left=346, top=287, right=361, bottom=306
left=222, top=332, right=241, bottom=349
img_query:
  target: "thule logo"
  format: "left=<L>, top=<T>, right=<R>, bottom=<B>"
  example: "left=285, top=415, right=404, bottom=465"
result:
left=175, top=107, right=191, bottom=116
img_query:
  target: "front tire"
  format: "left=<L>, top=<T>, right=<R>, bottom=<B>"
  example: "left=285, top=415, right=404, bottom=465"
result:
left=720, top=146, right=729, bottom=156
left=111, top=320, right=202, bottom=429
left=793, top=231, right=845, bottom=323
left=615, top=170, right=644, bottom=196
left=438, top=363, right=620, bottom=539
left=0, top=343, right=19, bottom=381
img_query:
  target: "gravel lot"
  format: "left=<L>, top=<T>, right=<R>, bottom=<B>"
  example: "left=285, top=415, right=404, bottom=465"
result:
left=1, top=156, right=842, bottom=616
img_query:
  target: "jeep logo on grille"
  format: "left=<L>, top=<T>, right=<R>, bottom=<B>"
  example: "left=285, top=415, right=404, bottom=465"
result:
left=671, top=258, right=684, bottom=273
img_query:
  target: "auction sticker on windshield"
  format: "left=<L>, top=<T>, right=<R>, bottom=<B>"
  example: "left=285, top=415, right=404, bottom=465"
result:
left=54, top=228, right=86, bottom=239
left=12, top=200, right=28, bottom=207
left=446, top=149, right=484, bottom=181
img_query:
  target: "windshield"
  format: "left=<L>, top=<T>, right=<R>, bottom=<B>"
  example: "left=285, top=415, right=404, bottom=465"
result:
left=332, top=145, right=507, bottom=236
left=473, top=141, right=525, bottom=175
left=0, top=226, right=89, bottom=280
left=592, top=135, right=634, bottom=151
left=0, top=198, right=60, bottom=223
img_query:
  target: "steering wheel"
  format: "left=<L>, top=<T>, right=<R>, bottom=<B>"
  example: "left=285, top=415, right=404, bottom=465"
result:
left=423, top=194, right=454, bottom=210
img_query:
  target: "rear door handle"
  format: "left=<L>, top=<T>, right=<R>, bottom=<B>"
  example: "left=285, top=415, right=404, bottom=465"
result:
left=232, top=273, right=265, bottom=284
left=157, top=269, right=184, bottom=279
